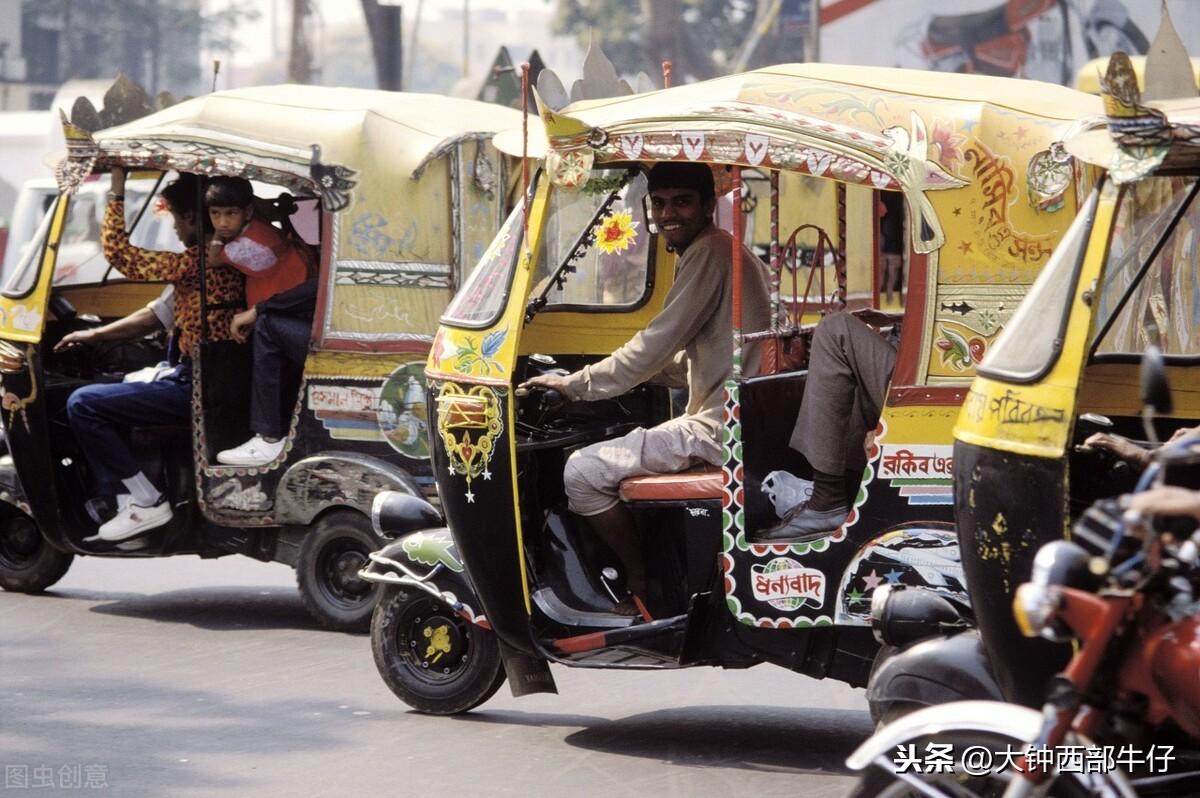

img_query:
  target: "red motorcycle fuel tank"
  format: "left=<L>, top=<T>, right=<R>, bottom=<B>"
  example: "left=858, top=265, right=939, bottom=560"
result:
left=1146, top=614, right=1200, bottom=738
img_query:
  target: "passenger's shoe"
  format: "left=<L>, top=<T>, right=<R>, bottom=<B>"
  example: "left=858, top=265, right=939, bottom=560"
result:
left=217, top=435, right=286, bottom=466
left=753, top=503, right=849, bottom=544
left=87, top=500, right=173, bottom=542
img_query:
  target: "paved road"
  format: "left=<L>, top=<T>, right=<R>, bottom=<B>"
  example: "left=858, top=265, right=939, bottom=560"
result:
left=2, top=556, right=872, bottom=797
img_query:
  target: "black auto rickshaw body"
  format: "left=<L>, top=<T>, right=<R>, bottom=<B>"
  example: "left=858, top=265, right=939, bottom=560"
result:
left=359, top=63, right=1103, bottom=711
left=0, top=84, right=522, bottom=630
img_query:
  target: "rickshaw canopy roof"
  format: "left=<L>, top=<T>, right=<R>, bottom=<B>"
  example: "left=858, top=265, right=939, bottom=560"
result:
left=1065, top=95, right=1200, bottom=175
left=80, top=85, right=524, bottom=203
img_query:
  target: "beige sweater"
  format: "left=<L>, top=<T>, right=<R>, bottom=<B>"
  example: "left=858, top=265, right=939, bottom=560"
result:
left=560, top=226, right=771, bottom=435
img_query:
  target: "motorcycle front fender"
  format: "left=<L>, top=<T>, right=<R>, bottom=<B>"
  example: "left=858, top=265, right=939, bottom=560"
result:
left=358, top=529, right=488, bottom=628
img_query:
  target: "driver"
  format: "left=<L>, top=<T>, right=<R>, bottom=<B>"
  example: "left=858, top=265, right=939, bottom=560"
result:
left=521, top=162, right=771, bottom=618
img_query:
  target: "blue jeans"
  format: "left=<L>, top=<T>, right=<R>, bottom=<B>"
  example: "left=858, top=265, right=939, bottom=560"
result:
left=250, top=314, right=310, bottom=439
left=66, top=362, right=193, bottom=496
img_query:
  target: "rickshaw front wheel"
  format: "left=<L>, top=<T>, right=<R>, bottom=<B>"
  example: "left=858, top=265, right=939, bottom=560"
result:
left=0, top=507, right=73, bottom=593
left=296, top=510, right=384, bottom=633
left=370, top=586, right=506, bottom=715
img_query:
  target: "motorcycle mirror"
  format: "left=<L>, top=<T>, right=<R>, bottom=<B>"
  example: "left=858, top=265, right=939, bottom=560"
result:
left=1140, top=346, right=1172, bottom=415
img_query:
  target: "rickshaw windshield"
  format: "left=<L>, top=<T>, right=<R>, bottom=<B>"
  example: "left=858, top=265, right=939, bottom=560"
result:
left=1091, top=175, right=1200, bottom=359
left=979, top=187, right=1100, bottom=383
left=441, top=199, right=526, bottom=329
left=527, top=167, right=653, bottom=316
left=2, top=174, right=177, bottom=299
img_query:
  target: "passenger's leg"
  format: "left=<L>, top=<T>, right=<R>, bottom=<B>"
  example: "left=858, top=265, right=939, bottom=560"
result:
left=762, top=314, right=896, bottom=542
left=563, top=418, right=719, bottom=615
left=220, top=313, right=310, bottom=466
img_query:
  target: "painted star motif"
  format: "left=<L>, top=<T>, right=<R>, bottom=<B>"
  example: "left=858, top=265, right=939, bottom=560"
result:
left=465, top=490, right=476, bottom=503
left=1014, top=126, right=1029, bottom=143
left=958, top=240, right=973, bottom=254
left=482, top=469, right=492, bottom=481
left=862, top=569, right=884, bottom=590
left=952, top=207, right=962, bottom=216
left=846, top=588, right=865, bottom=604
left=884, top=569, right=904, bottom=585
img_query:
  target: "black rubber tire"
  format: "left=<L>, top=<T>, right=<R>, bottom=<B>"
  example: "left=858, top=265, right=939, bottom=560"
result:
left=295, top=510, right=383, bottom=632
left=0, top=507, right=73, bottom=593
left=370, top=586, right=506, bottom=715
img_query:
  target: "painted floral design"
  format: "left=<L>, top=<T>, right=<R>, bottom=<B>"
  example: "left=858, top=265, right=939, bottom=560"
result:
left=935, top=325, right=986, bottom=371
left=593, top=210, right=639, bottom=255
left=452, top=328, right=507, bottom=375
left=932, top=119, right=967, bottom=171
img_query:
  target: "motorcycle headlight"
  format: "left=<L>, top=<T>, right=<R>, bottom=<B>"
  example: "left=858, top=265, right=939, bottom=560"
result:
left=1013, top=583, right=1061, bottom=639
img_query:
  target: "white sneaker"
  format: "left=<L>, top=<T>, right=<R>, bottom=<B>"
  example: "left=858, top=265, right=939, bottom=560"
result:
left=89, top=500, right=173, bottom=542
left=217, top=435, right=286, bottom=466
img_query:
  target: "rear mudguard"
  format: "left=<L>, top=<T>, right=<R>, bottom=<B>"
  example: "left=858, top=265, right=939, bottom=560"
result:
left=846, top=700, right=1137, bottom=797
left=275, top=452, right=422, bottom=526
left=867, top=630, right=1003, bottom=719
left=358, top=528, right=488, bottom=628
left=0, top=453, right=31, bottom=516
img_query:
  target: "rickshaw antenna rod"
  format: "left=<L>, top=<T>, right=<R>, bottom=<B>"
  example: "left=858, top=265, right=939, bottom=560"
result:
left=731, top=166, right=743, bottom=380
left=521, top=61, right=530, bottom=243
left=662, top=61, right=672, bottom=89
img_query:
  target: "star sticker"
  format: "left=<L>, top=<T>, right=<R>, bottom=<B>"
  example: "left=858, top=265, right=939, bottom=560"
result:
left=958, top=240, right=973, bottom=254
left=862, top=569, right=884, bottom=590
left=952, top=207, right=962, bottom=216
left=884, top=569, right=904, bottom=585
left=465, top=490, right=475, bottom=503
left=482, top=469, right=492, bottom=481
left=846, top=588, right=865, bottom=604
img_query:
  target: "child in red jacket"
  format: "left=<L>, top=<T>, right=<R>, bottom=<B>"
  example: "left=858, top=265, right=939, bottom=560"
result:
left=206, top=176, right=311, bottom=308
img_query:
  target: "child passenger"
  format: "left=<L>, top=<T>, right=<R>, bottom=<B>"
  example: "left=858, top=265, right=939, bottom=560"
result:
left=204, top=176, right=315, bottom=467
left=205, top=176, right=312, bottom=308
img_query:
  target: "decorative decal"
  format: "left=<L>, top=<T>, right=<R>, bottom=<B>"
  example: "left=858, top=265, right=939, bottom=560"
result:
left=435, top=382, right=503, bottom=503
left=618, top=133, right=643, bottom=159
left=309, top=143, right=357, bottom=211
left=743, top=133, right=769, bottom=166
left=378, top=362, right=430, bottom=459
left=964, top=139, right=1054, bottom=266
left=682, top=132, right=706, bottom=161
left=547, top=149, right=592, bottom=189
left=308, top=382, right=387, bottom=443
left=401, top=530, right=465, bottom=573
left=451, top=328, right=507, bottom=376
left=751, top=557, right=826, bottom=611
left=209, top=478, right=272, bottom=512
left=592, top=210, right=639, bottom=255
left=835, top=525, right=965, bottom=624
left=934, top=324, right=984, bottom=371
left=877, top=444, right=954, bottom=506
left=1026, top=144, right=1072, bottom=212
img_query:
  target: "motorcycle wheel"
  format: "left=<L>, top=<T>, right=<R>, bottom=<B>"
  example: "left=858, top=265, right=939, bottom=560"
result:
left=850, top=730, right=1105, bottom=798
left=371, top=586, right=506, bottom=715
left=0, top=506, right=72, bottom=593
left=295, top=510, right=383, bottom=632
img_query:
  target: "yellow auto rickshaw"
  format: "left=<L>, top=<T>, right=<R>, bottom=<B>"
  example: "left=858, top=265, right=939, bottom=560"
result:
left=0, top=83, right=523, bottom=631
left=359, top=63, right=1102, bottom=712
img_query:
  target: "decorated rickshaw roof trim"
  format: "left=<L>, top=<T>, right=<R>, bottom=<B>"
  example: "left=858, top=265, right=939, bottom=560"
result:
left=64, top=85, right=524, bottom=209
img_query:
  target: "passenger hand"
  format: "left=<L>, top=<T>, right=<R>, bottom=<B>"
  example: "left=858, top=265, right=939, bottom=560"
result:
left=1080, top=432, right=1151, bottom=468
left=110, top=166, right=125, bottom=195
left=54, top=328, right=98, bottom=352
left=1167, top=426, right=1200, bottom=445
left=1127, top=486, right=1200, bottom=520
left=207, top=240, right=225, bottom=265
left=230, top=307, right=257, bottom=343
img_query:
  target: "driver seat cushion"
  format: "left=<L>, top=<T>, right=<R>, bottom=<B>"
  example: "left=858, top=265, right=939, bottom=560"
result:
left=619, top=465, right=724, bottom=502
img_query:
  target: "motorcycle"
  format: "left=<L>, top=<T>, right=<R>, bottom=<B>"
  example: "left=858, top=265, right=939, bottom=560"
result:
left=848, top=348, right=1200, bottom=797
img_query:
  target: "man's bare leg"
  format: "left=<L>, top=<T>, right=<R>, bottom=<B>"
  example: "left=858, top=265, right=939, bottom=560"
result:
left=581, top=503, right=647, bottom=616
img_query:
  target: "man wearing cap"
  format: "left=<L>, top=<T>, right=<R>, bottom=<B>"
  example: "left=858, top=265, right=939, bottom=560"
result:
left=521, top=162, right=771, bottom=617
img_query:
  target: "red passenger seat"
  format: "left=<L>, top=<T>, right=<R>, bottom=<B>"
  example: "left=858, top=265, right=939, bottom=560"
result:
left=618, top=466, right=724, bottom=502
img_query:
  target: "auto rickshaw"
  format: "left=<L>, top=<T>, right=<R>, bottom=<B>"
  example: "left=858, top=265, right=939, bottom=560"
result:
left=359, top=63, right=1101, bottom=712
left=0, top=83, right=522, bottom=631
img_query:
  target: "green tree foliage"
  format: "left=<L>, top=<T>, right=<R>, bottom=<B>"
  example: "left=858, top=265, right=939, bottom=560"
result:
left=550, top=0, right=759, bottom=81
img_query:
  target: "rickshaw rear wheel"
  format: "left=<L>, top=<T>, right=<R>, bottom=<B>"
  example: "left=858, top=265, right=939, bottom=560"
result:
left=370, top=586, right=505, bottom=715
left=296, top=510, right=383, bottom=633
left=0, top=507, right=73, bottom=593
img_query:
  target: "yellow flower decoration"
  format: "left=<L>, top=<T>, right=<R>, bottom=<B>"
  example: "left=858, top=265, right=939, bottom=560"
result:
left=593, top=210, right=639, bottom=254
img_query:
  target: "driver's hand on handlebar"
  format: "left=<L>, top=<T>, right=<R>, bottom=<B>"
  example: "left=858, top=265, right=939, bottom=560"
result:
left=1127, top=486, right=1200, bottom=521
left=54, top=328, right=98, bottom=353
left=519, top=373, right=571, bottom=394
left=1079, top=432, right=1152, bottom=468
left=1167, top=426, right=1200, bottom=445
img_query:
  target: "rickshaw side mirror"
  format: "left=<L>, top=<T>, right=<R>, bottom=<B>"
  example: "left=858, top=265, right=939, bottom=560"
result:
left=1140, top=346, right=1172, bottom=416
